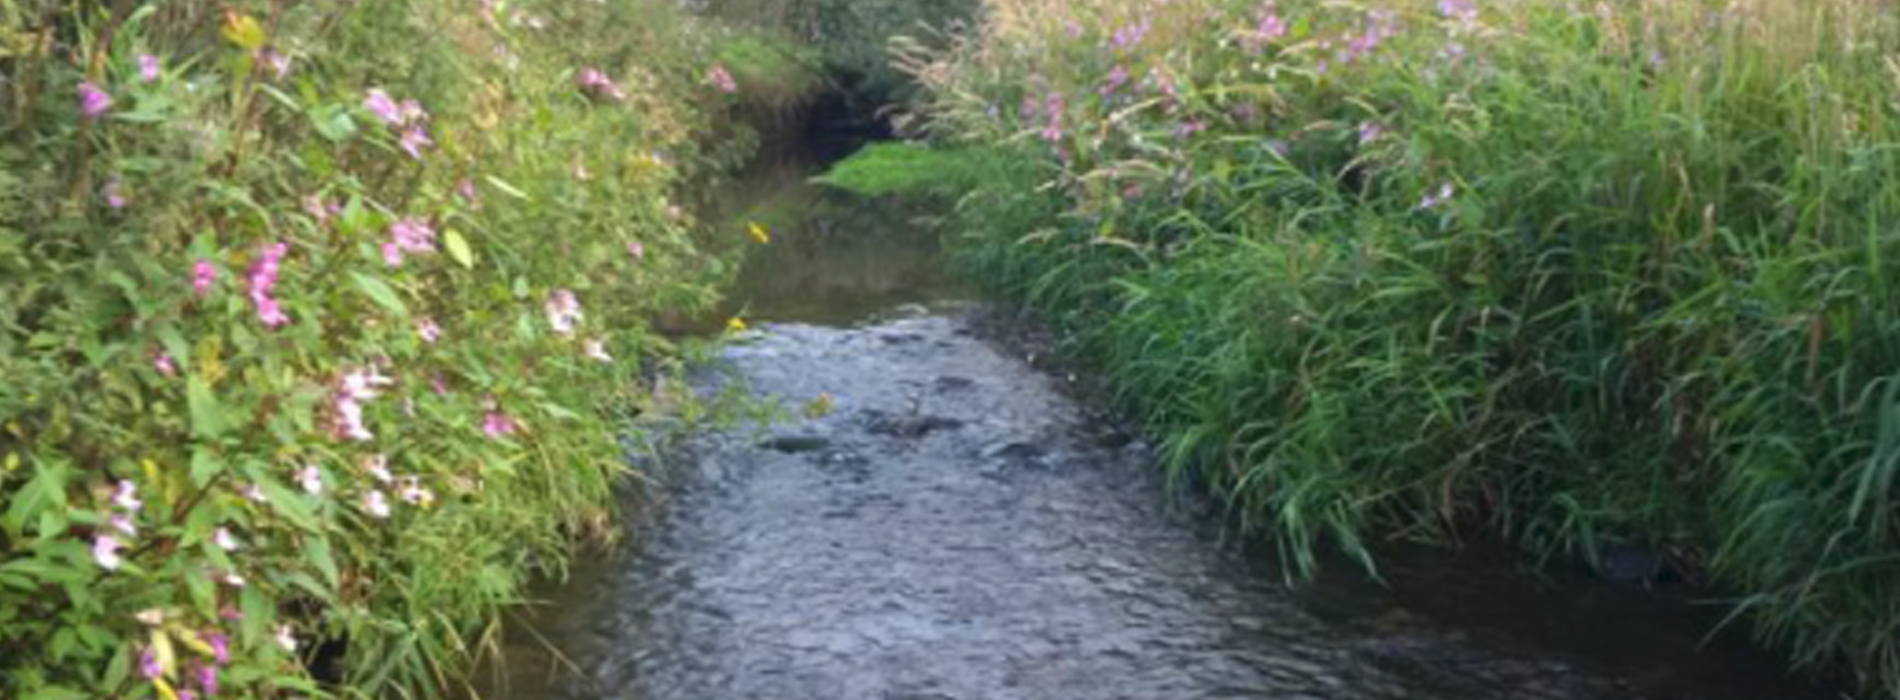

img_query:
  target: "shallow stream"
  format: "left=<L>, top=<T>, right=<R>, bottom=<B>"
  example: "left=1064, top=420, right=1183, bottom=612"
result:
left=475, top=142, right=1845, bottom=700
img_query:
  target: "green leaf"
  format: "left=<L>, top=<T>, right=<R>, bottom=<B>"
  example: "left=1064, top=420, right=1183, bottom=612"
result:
left=312, top=106, right=358, bottom=143
left=190, top=449, right=224, bottom=487
left=444, top=229, right=476, bottom=269
left=5, top=463, right=68, bottom=534
left=188, top=377, right=229, bottom=439
left=484, top=175, right=532, bottom=201
left=351, top=272, right=409, bottom=317
left=25, top=686, right=90, bottom=700
left=306, top=535, right=339, bottom=590
left=256, top=478, right=320, bottom=532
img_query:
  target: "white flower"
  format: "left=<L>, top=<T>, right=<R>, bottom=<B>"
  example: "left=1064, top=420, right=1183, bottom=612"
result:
left=276, top=625, right=298, bottom=653
left=214, top=527, right=241, bottom=552
left=297, top=465, right=324, bottom=495
left=362, top=490, right=391, bottom=519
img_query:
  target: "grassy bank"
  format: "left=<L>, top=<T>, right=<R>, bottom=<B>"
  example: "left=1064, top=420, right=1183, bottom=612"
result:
left=874, top=0, right=1900, bottom=694
left=0, top=0, right=798, bottom=697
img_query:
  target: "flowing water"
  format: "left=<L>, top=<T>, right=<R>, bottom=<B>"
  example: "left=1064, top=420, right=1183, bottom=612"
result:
left=474, top=142, right=1849, bottom=700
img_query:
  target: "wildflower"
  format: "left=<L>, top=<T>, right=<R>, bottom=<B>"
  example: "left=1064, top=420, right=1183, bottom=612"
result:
left=248, top=242, right=290, bottom=329
left=382, top=243, right=404, bottom=268
left=303, top=194, right=332, bottom=223
left=79, top=82, right=113, bottom=118
left=1099, top=65, right=1131, bottom=98
left=276, top=625, right=298, bottom=653
left=205, top=632, right=231, bottom=664
left=138, top=647, right=162, bottom=679
left=219, top=606, right=242, bottom=622
left=242, top=483, right=268, bottom=503
left=1358, top=122, right=1384, bottom=144
left=585, top=339, right=613, bottom=362
left=1418, top=182, right=1456, bottom=210
left=334, top=368, right=392, bottom=442
left=153, top=352, right=178, bottom=378
left=747, top=222, right=771, bottom=244
left=1258, top=12, right=1288, bottom=42
left=399, top=477, right=435, bottom=506
left=103, top=178, right=127, bottom=209
left=399, top=126, right=433, bottom=160
left=139, top=55, right=161, bottom=83
left=1174, top=120, right=1206, bottom=139
left=417, top=318, right=441, bottom=344
left=399, top=99, right=427, bottom=124
left=94, top=534, right=125, bottom=571
left=545, top=289, right=583, bottom=336
left=257, top=48, right=293, bottom=81
left=726, top=317, right=748, bottom=334
left=222, top=571, right=247, bottom=587
left=364, top=89, right=404, bottom=126
left=483, top=408, right=518, bottom=438
left=708, top=65, right=738, bottom=94
left=110, top=513, right=137, bottom=537
left=213, top=527, right=240, bottom=552
left=1041, top=92, right=1066, bottom=143
left=196, top=664, right=220, bottom=696
left=363, top=454, right=393, bottom=483
left=457, top=178, right=481, bottom=207
left=578, top=68, right=627, bottom=101
left=193, top=260, right=217, bottom=296
left=628, top=241, right=646, bottom=261
left=179, top=690, right=198, bottom=700
left=296, top=465, right=323, bottom=495
left=383, top=217, right=437, bottom=267
left=114, top=480, right=142, bottom=511
left=361, top=489, right=391, bottom=519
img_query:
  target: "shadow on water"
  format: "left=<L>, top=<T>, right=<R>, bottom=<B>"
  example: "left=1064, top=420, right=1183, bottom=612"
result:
left=467, top=130, right=1849, bottom=700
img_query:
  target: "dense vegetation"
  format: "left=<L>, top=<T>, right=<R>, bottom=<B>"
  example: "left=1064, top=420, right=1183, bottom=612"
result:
left=0, top=0, right=796, bottom=696
left=869, top=0, right=1900, bottom=695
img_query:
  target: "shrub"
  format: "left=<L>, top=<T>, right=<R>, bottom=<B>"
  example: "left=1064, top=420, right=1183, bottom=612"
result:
left=904, top=0, right=1900, bottom=695
left=0, top=0, right=756, bottom=697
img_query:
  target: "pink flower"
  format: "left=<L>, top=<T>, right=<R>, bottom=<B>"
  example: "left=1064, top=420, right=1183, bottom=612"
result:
left=78, top=82, right=113, bottom=118
left=205, top=632, right=231, bottom=664
left=153, top=351, right=178, bottom=377
left=708, top=65, right=738, bottom=94
left=400, top=99, right=427, bottom=124
left=102, top=178, right=127, bottom=209
left=247, top=242, right=291, bottom=329
left=110, top=513, right=137, bottom=537
left=1358, top=121, right=1384, bottom=144
left=334, top=368, right=392, bottom=442
left=390, top=217, right=437, bottom=254
left=364, top=88, right=403, bottom=126
left=213, top=527, right=240, bottom=552
left=585, top=339, right=613, bottom=362
left=113, top=480, right=142, bottom=511
left=457, top=178, right=481, bottom=207
left=138, top=647, right=161, bottom=679
left=483, top=405, right=518, bottom=438
left=259, top=49, right=292, bottom=80
left=195, top=664, right=219, bottom=696
left=399, top=126, right=433, bottom=160
left=139, top=55, right=161, bottom=83
left=303, top=194, right=332, bottom=223
left=628, top=241, right=646, bottom=261
left=361, top=489, right=391, bottom=519
left=578, top=68, right=627, bottom=101
left=382, top=242, right=404, bottom=268
left=296, top=465, right=324, bottom=495
left=544, top=289, right=583, bottom=336
left=94, top=535, right=125, bottom=571
left=1418, top=182, right=1456, bottom=210
left=242, top=483, right=268, bottom=503
left=363, top=454, right=393, bottom=483
left=193, top=259, right=217, bottom=296
left=399, top=477, right=435, bottom=506
left=417, top=318, right=441, bottom=344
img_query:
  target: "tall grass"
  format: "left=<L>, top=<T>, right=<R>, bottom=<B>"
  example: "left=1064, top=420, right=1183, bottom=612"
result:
left=893, top=0, right=1900, bottom=694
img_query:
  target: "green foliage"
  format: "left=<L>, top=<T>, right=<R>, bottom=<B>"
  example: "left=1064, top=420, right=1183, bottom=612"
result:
left=704, top=0, right=979, bottom=100
left=913, top=0, right=1900, bottom=695
left=812, top=143, right=991, bottom=198
left=0, top=0, right=753, bottom=697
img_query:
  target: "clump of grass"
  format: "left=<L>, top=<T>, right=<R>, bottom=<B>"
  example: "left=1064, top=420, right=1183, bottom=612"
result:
left=909, top=0, right=1900, bottom=695
left=812, top=142, right=992, bottom=198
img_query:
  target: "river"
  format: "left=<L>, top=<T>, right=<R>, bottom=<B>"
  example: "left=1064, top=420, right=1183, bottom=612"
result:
left=471, top=138, right=1847, bottom=700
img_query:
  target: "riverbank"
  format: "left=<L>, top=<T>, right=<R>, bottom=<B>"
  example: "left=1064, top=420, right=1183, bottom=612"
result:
left=0, top=1, right=818, bottom=696
left=887, top=0, right=1900, bottom=695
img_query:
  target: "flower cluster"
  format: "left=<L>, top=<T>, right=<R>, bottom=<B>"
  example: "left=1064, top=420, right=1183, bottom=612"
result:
left=247, top=242, right=290, bottom=328
left=364, top=88, right=433, bottom=160
left=383, top=217, right=438, bottom=268
left=578, top=68, right=627, bottom=101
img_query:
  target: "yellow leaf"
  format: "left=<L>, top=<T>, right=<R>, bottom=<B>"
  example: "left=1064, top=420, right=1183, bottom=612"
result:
left=221, top=12, right=268, bottom=51
left=726, top=317, right=748, bottom=334
left=444, top=230, right=475, bottom=269
left=746, top=222, right=770, bottom=245
left=153, top=678, right=180, bottom=700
